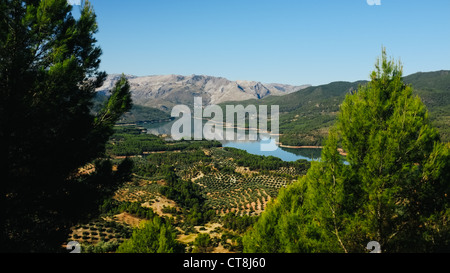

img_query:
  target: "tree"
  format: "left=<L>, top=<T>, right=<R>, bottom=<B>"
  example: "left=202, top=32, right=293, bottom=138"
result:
left=0, top=0, right=132, bottom=252
left=192, top=233, right=212, bottom=253
left=116, top=217, right=184, bottom=253
left=243, top=49, right=450, bottom=253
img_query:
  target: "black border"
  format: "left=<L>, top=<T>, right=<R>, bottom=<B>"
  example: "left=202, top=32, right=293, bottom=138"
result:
left=5, top=253, right=447, bottom=272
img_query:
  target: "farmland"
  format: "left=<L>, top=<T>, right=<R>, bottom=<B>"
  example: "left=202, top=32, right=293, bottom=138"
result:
left=67, top=125, right=311, bottom=253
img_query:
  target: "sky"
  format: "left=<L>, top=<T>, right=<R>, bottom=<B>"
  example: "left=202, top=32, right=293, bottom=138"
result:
left=71, top=0, right=450, bottom=86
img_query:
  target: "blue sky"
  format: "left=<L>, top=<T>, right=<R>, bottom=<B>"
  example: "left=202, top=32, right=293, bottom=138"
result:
left=76, top=0, right=450, bottom=86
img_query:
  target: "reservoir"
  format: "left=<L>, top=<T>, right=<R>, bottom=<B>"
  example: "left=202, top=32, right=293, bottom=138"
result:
left=140, top=119, right=323, bottom=162
left=222, top=139, right=321, bottom=162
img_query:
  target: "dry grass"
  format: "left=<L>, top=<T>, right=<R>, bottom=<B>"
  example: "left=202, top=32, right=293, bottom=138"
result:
left=142, top=195, right=178, bottom=218
left=114, top=212, right=144, bottom=228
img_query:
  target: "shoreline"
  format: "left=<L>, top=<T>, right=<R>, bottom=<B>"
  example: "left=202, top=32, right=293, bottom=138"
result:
left=277, top=143, right=347, bottom=157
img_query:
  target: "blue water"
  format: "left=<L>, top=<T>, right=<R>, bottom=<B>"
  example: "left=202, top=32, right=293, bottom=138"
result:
left=222, top=140, right=322, bottom=162
left=141, top=119, right=323, bottom=162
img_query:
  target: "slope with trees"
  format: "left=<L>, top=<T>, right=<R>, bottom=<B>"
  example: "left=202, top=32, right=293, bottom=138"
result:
left=0, top=0, right=132, bottom=252
left=220, top=71, right=450, bottom=147
left=243, top=50, right=450, bottom=253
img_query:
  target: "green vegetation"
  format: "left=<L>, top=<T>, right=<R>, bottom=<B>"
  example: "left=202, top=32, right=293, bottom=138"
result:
left=402, top=71, right=450, bottom=141
left=106, top=126, right=221, bottom=156
left=116, top=216, right=184, bottom=253
left=103, top=126, right=310, bottom=219
left=68, top=119, right=312, bottom=253
left=94, top=93, right=172, bottom=125
left=220, top=71, right=450, bottom=147
left=68, top=219, right=133, bottom=250
left=226, top=147, right=311, bottom=171
left=100, top=200, right=157, bottom=220
left=4, top=1, right=448, bottom=254
left=0, top=0, right=133, bottom=252
left=222, top=213, right=259, bottom=234
left=197, top=148, right=310, bottom=216
left=243, top=50, right=450, bottom=253
left=159, top=166, right=216, bottom=226
left=279, top=70, right=450, bottom=146
left=191, top=233, right=214, bottom=253
left=82, top=240, right=121, bottom=253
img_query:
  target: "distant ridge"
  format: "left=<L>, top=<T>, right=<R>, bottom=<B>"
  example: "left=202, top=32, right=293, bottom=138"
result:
left=96, top=70, right=450, bottom=144
left=224, top=70, right=450, bottom=146
left=96, top=74, right=310, bottom=111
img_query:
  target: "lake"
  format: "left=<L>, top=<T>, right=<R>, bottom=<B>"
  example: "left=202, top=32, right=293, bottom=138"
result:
left=140, top=119, right=323, bottom=162
left=222, top=140, right=321, bottom=162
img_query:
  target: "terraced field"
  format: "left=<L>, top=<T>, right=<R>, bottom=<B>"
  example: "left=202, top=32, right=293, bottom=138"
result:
left=67, top=219, right=133, bottom=245
left=194, top=173, right=280, bottom=215
left=111, top=146, right=307, bottom=218
left=113, top=179, right=162, bottom=204
left=68, top=128, right=311, bottom=252
left=186, top=147, right=304, bottom=216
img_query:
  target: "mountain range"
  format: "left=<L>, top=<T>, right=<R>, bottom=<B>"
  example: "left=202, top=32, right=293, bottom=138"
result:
left=96, top=74, right=310, bottom=110
left=96, top=70, right=450, bottom=145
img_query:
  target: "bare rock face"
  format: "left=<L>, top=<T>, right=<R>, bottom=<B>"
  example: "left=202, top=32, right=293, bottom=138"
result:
left=97, top=74, right=309, bottom=111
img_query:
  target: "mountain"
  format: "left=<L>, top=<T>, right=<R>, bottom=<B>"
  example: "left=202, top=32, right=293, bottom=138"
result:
left=221, top=70, right=450, bottom=146
left=97, top=71, right=450, bottom=144
left=96, top=74, right=310, bottom=111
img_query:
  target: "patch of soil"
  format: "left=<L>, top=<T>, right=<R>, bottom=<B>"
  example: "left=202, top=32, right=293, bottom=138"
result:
left=142, top=195, right=177, bottom=218
left=114, top=212, right=144, bottom=228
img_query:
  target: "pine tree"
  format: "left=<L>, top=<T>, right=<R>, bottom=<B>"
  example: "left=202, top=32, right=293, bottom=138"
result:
left=116, top=217, right=183, bottom=253
left=243, top=49, right=450, bottom=253
left=0, top=0, right=132, bottom=252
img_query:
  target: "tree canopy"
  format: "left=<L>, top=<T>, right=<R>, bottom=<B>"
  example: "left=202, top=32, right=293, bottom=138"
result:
left=116, top=217, right=184, bottom=253
left=243, top=49, right=450, bottom=253
left=0, top=0, right=132, bottom=252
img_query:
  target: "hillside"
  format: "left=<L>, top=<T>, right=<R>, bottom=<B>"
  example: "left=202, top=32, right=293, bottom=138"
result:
left=403, top=71, right=450, bottom=141
left=96, top=74, right=309, bottom=111
left=69, top=126, right=311, bottom=253
left=93, top=93, right=172, bottom=125
left=97, top=70, right=450, bottom=145
left=222, top=70, right=450, bottom=146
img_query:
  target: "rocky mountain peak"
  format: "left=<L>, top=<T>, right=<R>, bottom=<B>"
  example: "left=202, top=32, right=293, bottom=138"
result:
left=97, top=74, right=310, bottom=111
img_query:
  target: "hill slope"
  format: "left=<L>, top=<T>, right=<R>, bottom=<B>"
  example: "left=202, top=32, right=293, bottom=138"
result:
left=223, top=70, right=450, bottom=146
left=97, top=71, right=450, bottom=144
left=93, top=93, right=172, bottom=125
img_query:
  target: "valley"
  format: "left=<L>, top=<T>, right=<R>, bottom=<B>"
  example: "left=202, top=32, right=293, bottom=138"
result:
left=68, top=125, right=311, bottom=253
left=221, top=70, right=450, bottom=146
left=99, top=70, right=450, bottom=147
left=73, top=69, right=450, bottom=253
left=3, top=0, right=449, bottom=256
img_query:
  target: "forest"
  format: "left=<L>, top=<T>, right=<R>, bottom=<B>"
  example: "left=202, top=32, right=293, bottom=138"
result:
left=225, top=147, right=311, bottom=171
left=106, top=126, right=222, bottom=156
left=243, top=51, right=450, bottom=253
